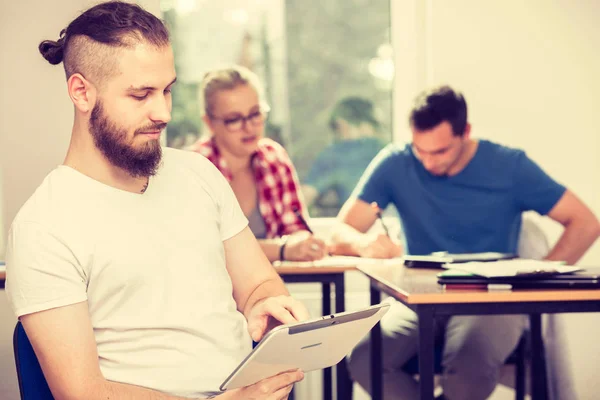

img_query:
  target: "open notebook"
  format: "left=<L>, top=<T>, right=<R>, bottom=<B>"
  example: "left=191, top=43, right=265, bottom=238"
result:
left=443, top=259, right=580, bottom=278
left=403, top=252, right=516, bottom=268
left=274, top=256, right=404, bottom=268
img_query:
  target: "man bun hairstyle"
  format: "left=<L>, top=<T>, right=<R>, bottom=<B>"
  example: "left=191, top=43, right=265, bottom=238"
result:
left=38, top=1, right=170, bottom=80
left=39, top=29, right=67, bottom=65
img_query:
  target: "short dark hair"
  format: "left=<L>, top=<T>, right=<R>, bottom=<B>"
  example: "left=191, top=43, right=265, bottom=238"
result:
left=328, top=96, right=381, bottom=131
left=409, top=85, right=468, bottom=136
left=38, top=1, right=170, bottom=81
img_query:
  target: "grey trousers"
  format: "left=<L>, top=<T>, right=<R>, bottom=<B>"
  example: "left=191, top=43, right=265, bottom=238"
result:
left=348, top=299, right=528, bottom=400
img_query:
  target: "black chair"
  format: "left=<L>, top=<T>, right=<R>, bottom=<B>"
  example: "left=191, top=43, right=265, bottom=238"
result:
left=13, top=322, right=54, bottom=400
left=402, top=335, right=527, bottom=400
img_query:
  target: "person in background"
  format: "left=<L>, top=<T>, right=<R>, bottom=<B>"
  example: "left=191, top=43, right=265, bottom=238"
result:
left=6, top=2, right=308, bottom=399
left=332, top=85, right=600, bottom=399
left=189, top=65, right=328, bottom=262
left=302, top=96, right=386, bottom=216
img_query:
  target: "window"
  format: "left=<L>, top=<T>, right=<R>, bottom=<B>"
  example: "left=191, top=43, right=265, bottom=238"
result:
left=162, top=0, right=393, bottom=217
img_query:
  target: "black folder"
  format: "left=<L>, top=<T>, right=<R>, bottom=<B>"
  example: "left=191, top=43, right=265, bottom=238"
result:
left=437, top=268, right=600, bottom=289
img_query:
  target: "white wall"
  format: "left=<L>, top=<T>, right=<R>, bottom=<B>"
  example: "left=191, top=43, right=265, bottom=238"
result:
left=0, top=3, right=72, bottom=251
left=0, top=168, right=4, bottom=259
left=392, top=1, right=600, bottom=399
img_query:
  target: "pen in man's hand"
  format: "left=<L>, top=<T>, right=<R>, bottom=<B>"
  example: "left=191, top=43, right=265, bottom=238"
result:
left=292, top=206, right=314, bottom=234
left=371, top=202, right=390, bottom=237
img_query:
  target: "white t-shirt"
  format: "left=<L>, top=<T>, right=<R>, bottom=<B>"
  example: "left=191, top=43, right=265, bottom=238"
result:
left=6, top=147, right=252, bottom=398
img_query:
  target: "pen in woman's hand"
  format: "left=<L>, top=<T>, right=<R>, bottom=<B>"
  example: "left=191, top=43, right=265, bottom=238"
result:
left=371, top=202, right=390, bottom=237
left=292, top=206, right=314, bottom=234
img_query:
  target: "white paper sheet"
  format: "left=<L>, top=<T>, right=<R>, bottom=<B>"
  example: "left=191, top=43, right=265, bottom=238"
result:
left=444, top=259, right=580, bottom=278
left=274, top=256, right=404, bottom=268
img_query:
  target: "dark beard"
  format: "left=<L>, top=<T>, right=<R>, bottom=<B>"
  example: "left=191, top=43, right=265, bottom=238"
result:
left=89, top=101, right=164, bottom=177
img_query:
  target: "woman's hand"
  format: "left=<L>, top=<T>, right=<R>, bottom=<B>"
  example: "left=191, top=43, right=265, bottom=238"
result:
left=283, top=231, right=328, bottom=261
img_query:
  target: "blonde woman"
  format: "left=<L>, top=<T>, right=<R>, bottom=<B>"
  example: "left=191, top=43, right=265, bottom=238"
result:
left=189, top=65, right=327, bottom=262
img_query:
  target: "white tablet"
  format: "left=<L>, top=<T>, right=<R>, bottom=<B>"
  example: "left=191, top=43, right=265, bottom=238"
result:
left=219, top=302, right=389, bottom=391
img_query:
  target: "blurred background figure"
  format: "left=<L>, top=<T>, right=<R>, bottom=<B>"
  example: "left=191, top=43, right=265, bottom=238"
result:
left=302, top=97, right=386, bottom=216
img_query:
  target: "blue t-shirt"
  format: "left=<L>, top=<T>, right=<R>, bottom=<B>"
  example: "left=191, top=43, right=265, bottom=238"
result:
left=355, top=140, right=566, bottom=255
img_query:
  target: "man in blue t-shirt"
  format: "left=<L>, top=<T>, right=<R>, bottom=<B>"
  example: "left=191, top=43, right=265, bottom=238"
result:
left=332, top=86, right=600, bottom=400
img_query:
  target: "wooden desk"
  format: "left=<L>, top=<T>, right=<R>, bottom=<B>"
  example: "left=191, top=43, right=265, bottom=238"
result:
left=359, top=263, right=600, bottom=400
left=276, top=264, right=356, bottom=400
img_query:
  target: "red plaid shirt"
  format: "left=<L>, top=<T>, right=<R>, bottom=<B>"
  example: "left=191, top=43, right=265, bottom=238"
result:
left=189, top=137, right=309, bottom=238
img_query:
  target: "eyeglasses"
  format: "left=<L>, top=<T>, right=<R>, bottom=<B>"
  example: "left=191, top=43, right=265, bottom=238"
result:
left=208, top=107, right=270, bottom=133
